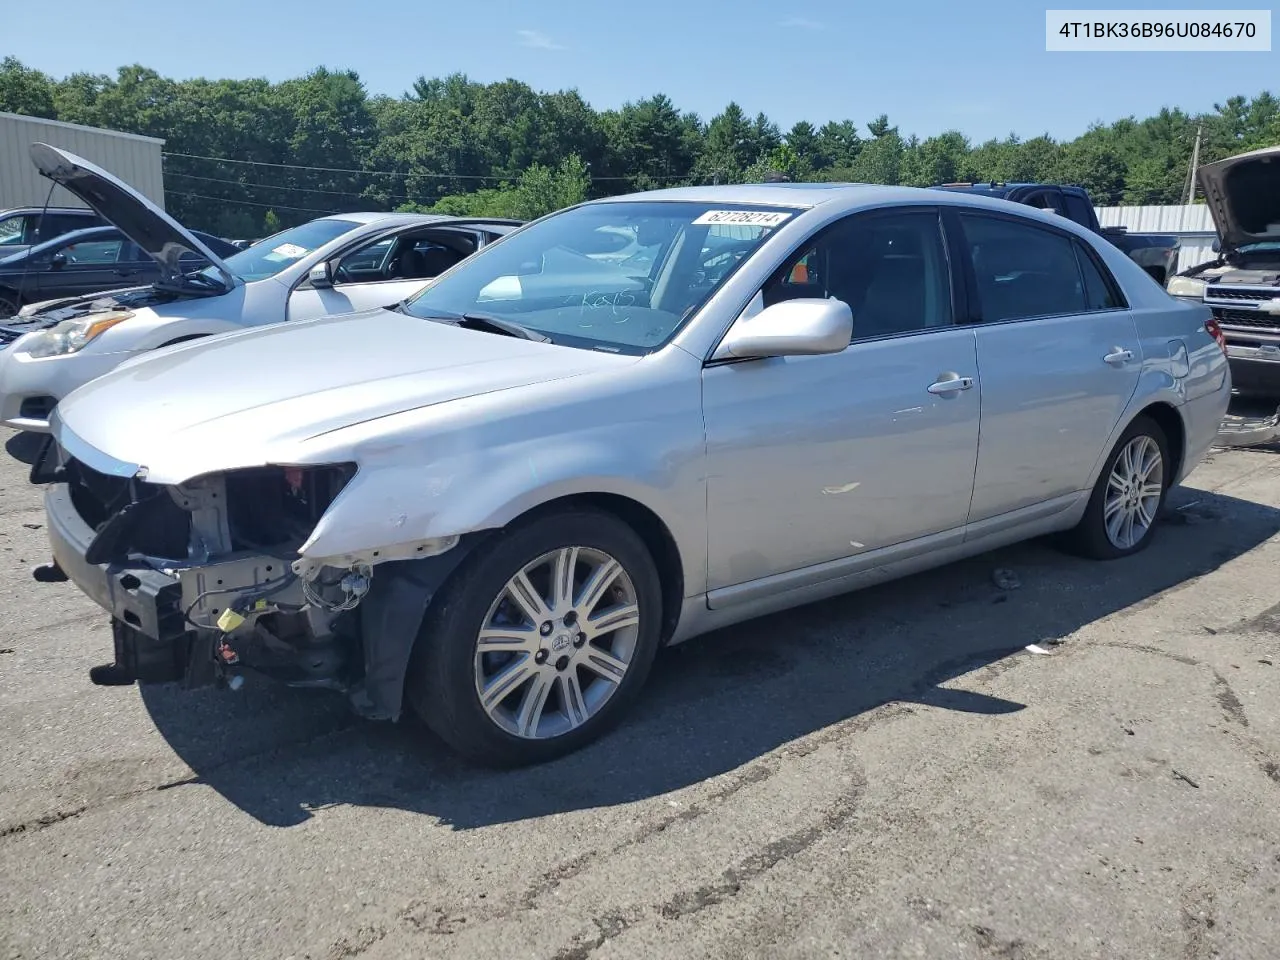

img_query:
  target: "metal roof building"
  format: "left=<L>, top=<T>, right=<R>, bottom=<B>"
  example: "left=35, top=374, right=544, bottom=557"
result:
left=0, top=112, right=165, bottom=210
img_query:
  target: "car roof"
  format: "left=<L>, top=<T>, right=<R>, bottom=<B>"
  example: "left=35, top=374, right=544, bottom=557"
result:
left=0, top=206, right=99, bottom=216
left=575, top=182, right=1106, bottom=244
left=313, top=212, right=523, bottom=229
left=587, top=182, right=1084, bottom=217
left=596, top=183, right=893, bottom=209
left=39, top=224, right=120, bottom=243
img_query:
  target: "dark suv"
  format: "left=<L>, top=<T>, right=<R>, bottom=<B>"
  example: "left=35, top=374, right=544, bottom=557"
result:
left=0, top=207, right=105, bottom=259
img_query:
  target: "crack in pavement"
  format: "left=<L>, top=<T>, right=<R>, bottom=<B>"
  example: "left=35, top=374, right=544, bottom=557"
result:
left=0, top=719, right=357, bottom=841
left=0, top=804, right=89, bottom=839
left=551, top=911, right=642, bottom=960
left=1212, top=671, right=1249, bottom=727
left=1092, top=642, right=1203, bottom=667
left=656, top=781, right=863, bottom=921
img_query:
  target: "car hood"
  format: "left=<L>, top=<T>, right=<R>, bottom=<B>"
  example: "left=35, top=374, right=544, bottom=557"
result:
left=1196, top=145, right=1280, bottom=254
left=29, top=143, right=236, bottom=291
left=53, top=308, right=633, bottom=484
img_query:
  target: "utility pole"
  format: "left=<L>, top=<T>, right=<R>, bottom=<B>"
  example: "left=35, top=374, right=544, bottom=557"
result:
left=1185, top=125, right=1203, bottom=204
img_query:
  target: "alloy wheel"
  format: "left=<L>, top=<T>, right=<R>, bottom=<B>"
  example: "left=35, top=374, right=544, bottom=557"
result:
left=473, top=546, right=641, bottom=739
left=1103, top=434, right=1164, bottom=550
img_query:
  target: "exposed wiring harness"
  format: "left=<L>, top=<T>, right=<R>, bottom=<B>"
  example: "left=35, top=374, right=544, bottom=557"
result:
left=181, top=570, right=299, bottom=631
left=302, top=563, right=372, bottom=613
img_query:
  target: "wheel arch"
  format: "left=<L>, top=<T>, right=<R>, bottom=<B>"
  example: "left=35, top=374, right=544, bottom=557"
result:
left=511, top=492, right=685, bottom=645
left=1134, top=400, right=1186, bottom=484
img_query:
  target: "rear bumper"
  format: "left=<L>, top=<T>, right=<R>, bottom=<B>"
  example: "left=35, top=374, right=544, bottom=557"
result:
left=45, top=482, right=192, bottom=682
left=1225, top=347, right=1280, bottom=397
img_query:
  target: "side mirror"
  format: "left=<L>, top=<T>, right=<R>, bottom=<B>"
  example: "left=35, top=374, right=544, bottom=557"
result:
left=308, top=262, right=333, bottom=288
left=717, top=298, right=853, bottom=359
left=49, top=252, right=67, bottom=269
left=1211, top=238, right=1221, bottom=254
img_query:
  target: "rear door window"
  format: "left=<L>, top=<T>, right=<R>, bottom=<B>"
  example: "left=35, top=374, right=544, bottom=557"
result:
left=958, top=214, right=1087, bottom=322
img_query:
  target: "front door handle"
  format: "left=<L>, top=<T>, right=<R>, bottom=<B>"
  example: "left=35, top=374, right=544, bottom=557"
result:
left=927, top=375, right=975, bottom=396
left=1104, top=347, right=1134, bottom=365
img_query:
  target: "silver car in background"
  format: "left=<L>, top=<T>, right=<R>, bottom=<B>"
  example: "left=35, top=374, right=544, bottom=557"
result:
left=36, top=183, right=1231, bottom=766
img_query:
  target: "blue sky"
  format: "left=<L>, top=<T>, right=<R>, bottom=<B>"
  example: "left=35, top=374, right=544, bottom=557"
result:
left=6, top=0, right=1277, bottom=143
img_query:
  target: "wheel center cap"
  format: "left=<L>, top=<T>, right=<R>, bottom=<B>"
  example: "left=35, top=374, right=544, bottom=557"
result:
left=551, top=632, right=572, bottom=653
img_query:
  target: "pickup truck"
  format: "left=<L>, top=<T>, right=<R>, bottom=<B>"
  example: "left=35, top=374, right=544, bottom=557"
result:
left=935, top=182, right=1180, bottom=286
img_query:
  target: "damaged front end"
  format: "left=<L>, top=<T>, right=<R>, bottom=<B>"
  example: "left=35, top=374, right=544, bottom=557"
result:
left=37, top=440, right=477, bottom=721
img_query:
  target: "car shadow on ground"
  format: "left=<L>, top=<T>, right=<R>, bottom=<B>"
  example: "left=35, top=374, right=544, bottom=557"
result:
left=4, top=431, right=44, bottom=466
left=139, top=484, right=1280, bottom=829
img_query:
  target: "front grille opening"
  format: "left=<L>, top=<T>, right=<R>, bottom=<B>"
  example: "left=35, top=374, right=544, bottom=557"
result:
left=226, top=464, right=356, bottom=553
left=1207, top=287, right=1280, bottom=302
left=1212, top=307, right=1280, bottom=332
left=18, top=396, right=55, bottom=421
left=65, top=459, right=191, bottom=561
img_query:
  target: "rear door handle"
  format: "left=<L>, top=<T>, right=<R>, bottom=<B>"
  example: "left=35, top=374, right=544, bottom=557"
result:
left=1104, top=347, right=1134, bottom=365
left=927, top=375, right=975, bottom=396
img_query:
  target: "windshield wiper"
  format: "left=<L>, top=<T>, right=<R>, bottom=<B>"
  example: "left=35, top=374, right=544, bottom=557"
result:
left=417, top=309, right=551, bottom=343
left=179, top=271, right=228, bottom=289
left=459, top=313, right=551, bottom=342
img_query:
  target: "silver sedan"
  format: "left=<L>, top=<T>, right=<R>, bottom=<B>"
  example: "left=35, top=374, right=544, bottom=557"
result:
left=38, top=184, right=1231, bottom=766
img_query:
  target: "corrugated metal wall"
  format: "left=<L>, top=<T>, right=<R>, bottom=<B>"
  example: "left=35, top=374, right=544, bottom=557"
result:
left=0, top=112, right=165, bottom=211
left=1096, top=203, right=1219, bottom=273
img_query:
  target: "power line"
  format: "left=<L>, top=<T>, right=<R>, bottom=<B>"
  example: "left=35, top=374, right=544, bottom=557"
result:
left=165, top=152, right=509, bottom=181
left=167, top=170, right=413, bottom=200
left=162, top=150, right=691, bottom=182
left=165, top=190, right=341, bottom=215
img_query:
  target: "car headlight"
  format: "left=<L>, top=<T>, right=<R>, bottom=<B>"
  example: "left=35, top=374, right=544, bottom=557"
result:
left=22, top=311, right=133, bottom=358
left=1166, top=275, right=1207, bottom=300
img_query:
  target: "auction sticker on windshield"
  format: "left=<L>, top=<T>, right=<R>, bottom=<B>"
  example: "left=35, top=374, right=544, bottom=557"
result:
left=691, top=210, right=793, bottom=227
left=271, top=243, right=308, bottom=259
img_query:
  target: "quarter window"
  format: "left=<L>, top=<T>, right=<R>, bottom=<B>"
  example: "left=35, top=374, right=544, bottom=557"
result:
left=763, top=210, right=953, bottom=340
left=1074, top=241, right=1124, bottom=310
left=959, top=215, right=1086, bottom=322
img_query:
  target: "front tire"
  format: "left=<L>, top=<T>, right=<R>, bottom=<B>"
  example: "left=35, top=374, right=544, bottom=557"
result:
left=407, top=507, right=663, bottom=766
left=0, top=289, right=20, bottom=318
left=1065, top=415, right=1170, bottom=560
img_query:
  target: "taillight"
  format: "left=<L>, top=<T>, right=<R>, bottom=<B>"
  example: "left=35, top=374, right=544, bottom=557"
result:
left=1205, top=317, right=1227, bottom=354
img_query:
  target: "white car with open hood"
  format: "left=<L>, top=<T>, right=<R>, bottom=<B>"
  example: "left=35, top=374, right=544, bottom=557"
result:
left=0, top=143, right=521, bottom=434
left=35, top=183, right=1230, bottom=767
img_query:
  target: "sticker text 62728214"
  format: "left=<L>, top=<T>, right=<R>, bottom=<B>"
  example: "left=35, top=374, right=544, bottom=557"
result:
left=691, top=210, right=793, bottom=228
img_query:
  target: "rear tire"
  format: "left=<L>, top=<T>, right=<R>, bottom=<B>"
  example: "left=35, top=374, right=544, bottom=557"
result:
left=0, top=289, right=20, bottom=318
left=1063, top=415, right=1170, bottom=560
left=407, top=507, right=663, bottom=767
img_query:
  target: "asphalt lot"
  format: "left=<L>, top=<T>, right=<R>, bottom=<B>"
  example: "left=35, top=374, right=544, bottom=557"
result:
left=2, top=423, right=1280, bottom=960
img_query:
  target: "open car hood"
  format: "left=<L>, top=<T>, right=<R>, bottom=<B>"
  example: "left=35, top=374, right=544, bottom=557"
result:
left=1196, top=145, right=1280, bottom=254
left=29, top=143, right=237, bottom=291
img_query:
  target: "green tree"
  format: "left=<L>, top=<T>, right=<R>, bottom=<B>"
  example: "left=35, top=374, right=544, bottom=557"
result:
left=0, top=56, right=56, bottom=117
left=699, top=102, right=755, bottom=183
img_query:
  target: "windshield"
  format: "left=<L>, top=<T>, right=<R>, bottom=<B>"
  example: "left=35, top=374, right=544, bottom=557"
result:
left=203, top=218, right=359, bottom=282
left=1238, top=241, right=1280, bottom=254
left=400, top=201, right=795, bottom=353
